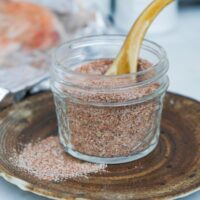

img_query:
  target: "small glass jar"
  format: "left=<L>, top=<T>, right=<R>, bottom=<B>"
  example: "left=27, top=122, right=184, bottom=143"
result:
left=51, top=35, right=169, bottom=164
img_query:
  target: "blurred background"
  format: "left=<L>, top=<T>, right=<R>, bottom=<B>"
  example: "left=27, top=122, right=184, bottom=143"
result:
left=0, top=0, right=200, bottom=200
left=0, top=0, right=200, bottom=109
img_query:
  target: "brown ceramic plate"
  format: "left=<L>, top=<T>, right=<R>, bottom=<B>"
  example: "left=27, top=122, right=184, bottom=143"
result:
left=0, top=92, right=200, bottom=200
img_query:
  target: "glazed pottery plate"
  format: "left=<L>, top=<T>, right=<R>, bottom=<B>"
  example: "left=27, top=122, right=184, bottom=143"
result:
left=0, top=92, right=200, bottom=200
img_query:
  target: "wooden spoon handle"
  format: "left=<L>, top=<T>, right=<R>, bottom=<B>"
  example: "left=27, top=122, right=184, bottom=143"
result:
left=106, top=0, right=174, bottom=76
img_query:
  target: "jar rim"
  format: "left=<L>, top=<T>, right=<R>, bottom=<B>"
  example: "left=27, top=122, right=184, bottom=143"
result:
left=53, top=34, right=168, bottom=79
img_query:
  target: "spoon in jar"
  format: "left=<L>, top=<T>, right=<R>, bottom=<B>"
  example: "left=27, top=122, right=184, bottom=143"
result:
left=106, top=0, right=174, bottom=76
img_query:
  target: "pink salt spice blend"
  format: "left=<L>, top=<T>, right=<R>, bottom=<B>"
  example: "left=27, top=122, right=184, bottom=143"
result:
left=10, top=136, right=106, bottom=181
left=58, top=59, right=160, bottom=158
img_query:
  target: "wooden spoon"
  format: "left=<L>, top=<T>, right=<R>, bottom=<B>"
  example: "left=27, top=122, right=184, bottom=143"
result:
left=106, top=0, right=174, bottom=76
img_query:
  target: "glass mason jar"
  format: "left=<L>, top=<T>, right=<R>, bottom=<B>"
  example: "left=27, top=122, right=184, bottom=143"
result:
left=51, top=35, right=169, bottom=164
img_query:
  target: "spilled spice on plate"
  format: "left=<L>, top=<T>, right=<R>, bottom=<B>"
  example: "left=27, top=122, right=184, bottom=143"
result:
left=10, top=136, right=106, bottom=182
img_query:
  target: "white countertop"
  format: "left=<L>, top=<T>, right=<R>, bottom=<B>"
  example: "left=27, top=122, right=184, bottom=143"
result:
left=0, top=7, right=200, bottom=200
